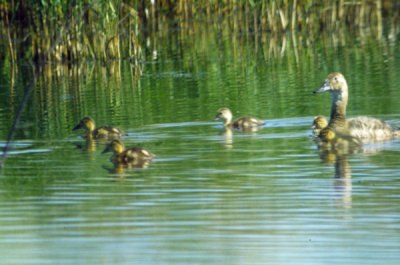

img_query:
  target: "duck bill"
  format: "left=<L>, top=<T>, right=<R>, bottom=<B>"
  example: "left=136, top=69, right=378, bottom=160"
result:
left=72, top=123, right=82, bottom=131
left=213, top=115, right=221, bottom=121
left=102, top=145, right=112, bottom=154
left=313, top=80, right=331, bottom=93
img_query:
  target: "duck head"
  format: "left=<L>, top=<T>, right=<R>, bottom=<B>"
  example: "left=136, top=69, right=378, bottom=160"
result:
left=311, top=116, right=328, bottom=130
left=319, top=127, right=336, bottom=142
left=214, top=108, right=232, bottom=125
left=102, top=139, right=125, bottom=155
left=73, top=117, right=96, bottom=132
left=313, top=72, right=347, bottom=94
left=313, top=73, right=349, bottom=123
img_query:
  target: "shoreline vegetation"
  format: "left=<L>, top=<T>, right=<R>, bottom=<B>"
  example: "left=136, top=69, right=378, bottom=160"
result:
left=0, top=0, right=399, bottom=64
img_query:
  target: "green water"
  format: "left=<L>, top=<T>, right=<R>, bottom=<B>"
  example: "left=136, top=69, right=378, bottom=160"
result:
left=0, top=24, right=400, bottom=264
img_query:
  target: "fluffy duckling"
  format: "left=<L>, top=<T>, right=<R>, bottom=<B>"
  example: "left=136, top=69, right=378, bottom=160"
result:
left=313, top=72, right=400, bottom=143
left=318, top=127, right=361, bottom=151
left=102, top=139, right=156, bottom=165
left=214, top=108, right=265, bottom=129
left=73, top=117, right=126, bottom=139
left=311, top=115, right=328, bottom=136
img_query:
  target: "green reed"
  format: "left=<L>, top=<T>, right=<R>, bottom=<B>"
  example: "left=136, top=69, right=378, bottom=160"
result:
left=0, top=0, right=398, bottom=63
left=0, top=0, right=141, bottom=63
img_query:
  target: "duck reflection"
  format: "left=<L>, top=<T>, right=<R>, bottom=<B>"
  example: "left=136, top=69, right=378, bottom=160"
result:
left=315, top=128, right=361, bottom=210
left=319, top=149, right=352, bottom=209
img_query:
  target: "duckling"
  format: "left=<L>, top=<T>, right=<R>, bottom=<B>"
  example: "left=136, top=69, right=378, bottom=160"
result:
left=214, top=108, right=265, bottom=129
left=318, top=127, right=361, bottom=151
left=313, top=72, right=400, bottom=143
left=73, top=117, right=126, bottom=139
left=102, top=139, right=156, bottom=166
left=311, top=115, right=328, bottom=136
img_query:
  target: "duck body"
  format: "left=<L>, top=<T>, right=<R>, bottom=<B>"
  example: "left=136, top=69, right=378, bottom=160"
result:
left=102, top=140, right=155, bottom=166
left=73, top=117, right=126, bottom=139
left=347, top=116, right=400, bottom=141
left=314, top=72, right=400, bottom=143
left=214, top=108, right=265, bottom=129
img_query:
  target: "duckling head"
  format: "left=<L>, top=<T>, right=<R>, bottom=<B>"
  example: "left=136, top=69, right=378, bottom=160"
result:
left=73, top=117, right=96, bottom=132
left=319, top=127, right=336, bottom=142
left=313, top=72, right=347, bottom=94
left=311, top=116, right=328, bottom=130
left=214, top=108, right=232, bottom=125
left=102, top=139, right=125, bottom=155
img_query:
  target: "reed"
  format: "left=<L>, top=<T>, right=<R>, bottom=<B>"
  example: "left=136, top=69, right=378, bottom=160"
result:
left=0, top=0, right=141, bottom=63
left=0, top=0, right=398, bottom=63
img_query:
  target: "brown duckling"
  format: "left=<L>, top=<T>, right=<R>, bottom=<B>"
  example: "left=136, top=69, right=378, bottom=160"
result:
left=102, top=139, right=156, bottom=166
left=214, top=108, right=265, bottom=129
left=318, top=127, right=361, bottom=151
left=311, top=115, right=328, bottom=136
left=73, top=117, right=126, bottom=139
left=314, top=72, right=400, bottom=143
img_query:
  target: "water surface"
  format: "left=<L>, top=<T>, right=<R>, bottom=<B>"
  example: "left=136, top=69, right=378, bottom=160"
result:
left=0, top=23, right=400, bottom=264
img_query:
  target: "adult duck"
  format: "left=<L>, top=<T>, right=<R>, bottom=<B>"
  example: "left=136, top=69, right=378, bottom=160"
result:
left=313, top=72, right=400, bottom=143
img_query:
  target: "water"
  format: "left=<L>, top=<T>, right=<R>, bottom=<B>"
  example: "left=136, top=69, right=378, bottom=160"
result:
left=1, top=23, right=400, bottom=264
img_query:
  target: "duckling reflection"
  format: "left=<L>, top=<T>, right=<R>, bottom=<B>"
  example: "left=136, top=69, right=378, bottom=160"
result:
left=102, top=139, right=156, bottom=169
left=220, top=126, right=233, bottom=148
left=214, top=108, right=265, bottom=130
left=314, top=72, right=400, bottom=144
left=103, top=162, right=141, bottom=177
left=75, top=138, right=97, bottom=152
left=311, top=115, right=328, bottom=137
left=73, top=117, right=127, bottom=140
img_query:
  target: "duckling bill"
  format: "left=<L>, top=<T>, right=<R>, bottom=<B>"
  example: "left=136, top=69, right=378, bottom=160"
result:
left=214, top=108, right=265, bottom=129
left=73, top=117, right=126, bottom=139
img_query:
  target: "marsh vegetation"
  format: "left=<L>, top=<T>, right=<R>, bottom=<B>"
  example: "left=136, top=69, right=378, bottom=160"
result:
left=1, top=0, right=398, bottom=63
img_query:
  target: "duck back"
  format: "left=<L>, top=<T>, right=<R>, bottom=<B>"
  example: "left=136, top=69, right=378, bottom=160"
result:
left=232, top=117, right=265, bottom=129
left=348, top=116, right=400, bottom=142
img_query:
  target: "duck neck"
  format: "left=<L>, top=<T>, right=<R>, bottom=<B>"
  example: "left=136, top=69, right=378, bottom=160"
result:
left=329, top=89, right=348, bottom=127
left=223, top=116, right=232, bottom=126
